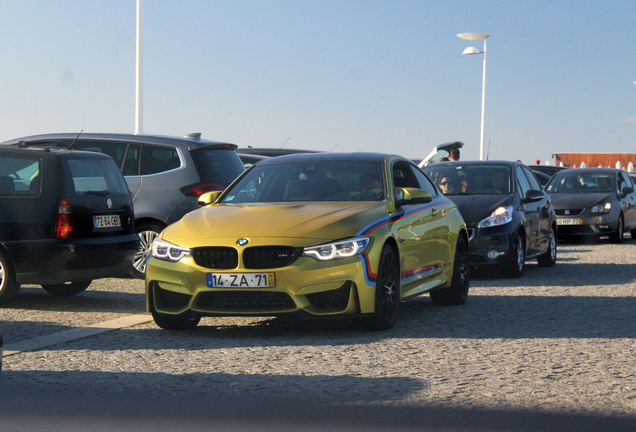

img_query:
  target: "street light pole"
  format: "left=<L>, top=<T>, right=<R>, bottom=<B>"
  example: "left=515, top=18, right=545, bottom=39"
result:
left=135, top=0, right=143, bottom=135
left=458, top=33, right=489, bottom=160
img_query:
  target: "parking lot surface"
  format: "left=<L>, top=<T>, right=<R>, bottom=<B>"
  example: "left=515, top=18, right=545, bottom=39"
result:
left=1, top=240, right=635, bottom=419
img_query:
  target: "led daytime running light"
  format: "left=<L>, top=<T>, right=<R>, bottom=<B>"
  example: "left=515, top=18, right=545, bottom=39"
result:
left=151, top=238, right=191, bottom=262
left=303, top=237, right=369, bottom=261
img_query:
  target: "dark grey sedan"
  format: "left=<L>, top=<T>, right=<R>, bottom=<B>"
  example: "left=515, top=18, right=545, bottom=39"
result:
left=545, top=168, right=636, bottom=243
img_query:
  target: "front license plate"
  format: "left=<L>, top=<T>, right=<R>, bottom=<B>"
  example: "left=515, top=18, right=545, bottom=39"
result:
left=93, top=215, right=121, bottom=228
left=206, top=272, right=276, bottom=288
left=557, top=218, right=582, bottom=225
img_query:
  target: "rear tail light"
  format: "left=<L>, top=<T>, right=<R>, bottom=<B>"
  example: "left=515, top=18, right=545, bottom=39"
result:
left=180, top=183, right=225, bottom=197
left=56, top=199, right=73, bottom=239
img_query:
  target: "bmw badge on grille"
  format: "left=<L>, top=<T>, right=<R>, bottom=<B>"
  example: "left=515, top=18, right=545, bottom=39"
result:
left=237, top=238, right=249, bottom=246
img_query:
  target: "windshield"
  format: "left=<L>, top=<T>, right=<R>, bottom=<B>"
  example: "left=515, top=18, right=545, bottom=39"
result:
left=546, top=173, right=615, bottom=193
left=222, top=160, right=386, bottom=203
left=423, top=164, right=512, bottom=195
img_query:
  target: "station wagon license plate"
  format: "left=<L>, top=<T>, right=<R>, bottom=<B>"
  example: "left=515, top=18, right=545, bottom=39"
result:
left=93, top=215, right=121, bottom=228
left=207, top=272, right=275, bottom=288
left=557, top=218, right=582, bottom=225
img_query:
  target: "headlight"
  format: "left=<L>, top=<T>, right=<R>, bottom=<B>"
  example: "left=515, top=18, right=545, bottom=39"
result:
left=590, top=203, right=611, bottom=213
left=151, top=238, right=191, bottom=262
left=303, top=237, right=369, bottom=261
left=478, top=205, right=513, bottom=228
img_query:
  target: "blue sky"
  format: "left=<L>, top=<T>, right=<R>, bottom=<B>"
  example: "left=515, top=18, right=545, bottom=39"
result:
left=1, top=1, right=635, bottom=164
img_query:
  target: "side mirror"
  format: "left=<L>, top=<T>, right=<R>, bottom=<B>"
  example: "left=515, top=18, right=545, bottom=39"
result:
left=524, top=189, right=544, bottom=202
left=622, top=186, right=634, bottom=195
left=198, top=191, right=223, bottom=206
left=396, top=188, right=432, bottom=207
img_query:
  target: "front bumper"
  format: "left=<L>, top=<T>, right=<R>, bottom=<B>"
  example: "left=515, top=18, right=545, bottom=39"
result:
left=466, top=223, right=516, bottom=267
left=555, top=213, right=616, bottom=237
left=145, top=254, right=378, bottom=318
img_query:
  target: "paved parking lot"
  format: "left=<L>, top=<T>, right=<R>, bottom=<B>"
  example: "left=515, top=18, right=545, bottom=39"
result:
left=1, top=239, right=635, bottom=419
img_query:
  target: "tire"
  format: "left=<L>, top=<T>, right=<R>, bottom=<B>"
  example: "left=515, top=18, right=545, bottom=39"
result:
left=537, top=226, right=557, bottom=267
left=609, top=214, right=624, bottom=244
left=131, top=223, right=164, bottom=279
left=365, top=244, right=400, bottom=331
left=0, top=250, right=21, bottom=305
left=430, top=234, right=470, bottom=306
left=152, top=310, right=201, bottom=330
left=41, top=280, right=92, bottom=297
left=502, top=231, right=525, bottom=278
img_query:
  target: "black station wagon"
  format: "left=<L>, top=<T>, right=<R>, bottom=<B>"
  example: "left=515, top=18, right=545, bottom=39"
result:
left=0, top=146, right=138, bottom=305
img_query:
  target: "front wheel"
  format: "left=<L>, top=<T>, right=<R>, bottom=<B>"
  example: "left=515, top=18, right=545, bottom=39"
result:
left=152, top=311, right=201, bottom=330
left=502, top=232, right=525, bottom=278
left=0, top=250, right=21, bottom=305
left=131, top=223, right=164, bottom=279
left=537, top=226, right=557, bottom=267
left=41, top=280, right=92, bottom=297
left=610, top=214, right=624, bottom=244
left=430, top=235, right=470, bottom=305
left=365, top=244, right=400, bottom=331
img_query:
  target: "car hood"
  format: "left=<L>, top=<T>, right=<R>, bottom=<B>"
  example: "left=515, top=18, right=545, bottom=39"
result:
left=549, top=193, right=613, bottom=210
left=444, top=194, right=513, bottom=226
left=162, top=201, right=389, bottom=247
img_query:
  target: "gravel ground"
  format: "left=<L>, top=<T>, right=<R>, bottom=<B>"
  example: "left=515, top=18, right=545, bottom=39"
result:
left=1, top=239, right=635, bottom=418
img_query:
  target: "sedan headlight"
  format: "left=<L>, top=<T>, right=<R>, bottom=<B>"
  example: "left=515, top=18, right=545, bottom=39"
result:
left=151, top=238, right=191, bottom=262
left=590, top=203, right=611, bottom=214
left=478, top=205, right=513, bottom=228
left=303, top=237, right=369, bottom=261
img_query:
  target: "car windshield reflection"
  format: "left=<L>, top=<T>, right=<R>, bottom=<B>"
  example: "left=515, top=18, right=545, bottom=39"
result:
left=423, top=164, right=512, bottom=195
left=546, top=173, right=615, bottom=193
left=222, top=161, right=386, bottom=203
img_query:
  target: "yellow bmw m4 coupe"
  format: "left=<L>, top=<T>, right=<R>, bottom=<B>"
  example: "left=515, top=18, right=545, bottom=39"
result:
left=145, top=152, right=469, bottom=330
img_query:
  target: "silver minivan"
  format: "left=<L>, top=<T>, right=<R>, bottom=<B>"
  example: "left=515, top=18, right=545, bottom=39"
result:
left=1, top=133, right=245, bottom=277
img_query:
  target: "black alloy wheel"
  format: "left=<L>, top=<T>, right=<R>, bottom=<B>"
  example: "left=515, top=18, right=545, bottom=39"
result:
left=537, top=226, right=557, bottom=267
left=430, top=235, right=470, bottom=305
left=41, top=280, right=92, bottom=297
left=503, top=232, right=525, bottom=278
left=610, top=214, right=624, bottom=244
left=0, top=250, right=20, bottom=305
left=366, top=244, right=400, bottom=331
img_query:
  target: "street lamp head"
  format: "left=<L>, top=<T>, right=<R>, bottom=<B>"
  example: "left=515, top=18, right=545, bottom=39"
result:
left=457, top=33, right=489, bottom=41
left=462, top=47, right=482, bottom=55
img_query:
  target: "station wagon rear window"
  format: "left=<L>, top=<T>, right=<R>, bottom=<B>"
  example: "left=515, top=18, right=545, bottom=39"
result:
left=65, top=158, right=129, bottom=195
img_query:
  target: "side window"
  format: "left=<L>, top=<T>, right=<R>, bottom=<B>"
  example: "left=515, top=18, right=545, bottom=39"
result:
left=122, top=144, right=141, bottom=176
left=0, top=156, right=40, bottom=195
left=516, top=166, right=531, bottom=197
left=392, top=162, right=420, bottom=189
left=141, top=145, right=181, bottom=175
left=617, top=172, right=630, bottom=194
left=522, top=166, right=542, bottom=191
left=411, top=164, right=438, bottom=196
left=75, top=140, right=129, bottom=169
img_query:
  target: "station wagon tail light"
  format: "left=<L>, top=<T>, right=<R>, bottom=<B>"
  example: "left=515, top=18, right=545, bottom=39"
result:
left=590, top=203, right=611, bottom=213
left=55, top=199, right=73, bottom=239
left=180, top=182, right=225, bottom=197
left=151, top=238, right=191, bottom=262
left=303, top=237, right=369, bottom=261
left=478, top=205, right=513, bottom=228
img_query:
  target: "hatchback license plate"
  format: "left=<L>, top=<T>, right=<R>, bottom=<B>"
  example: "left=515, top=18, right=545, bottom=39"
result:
left=207, top=272, right=275, bottom=288
left=557, top=218, right=582, bottom=225
left=93, top=215, right=121, bottom=228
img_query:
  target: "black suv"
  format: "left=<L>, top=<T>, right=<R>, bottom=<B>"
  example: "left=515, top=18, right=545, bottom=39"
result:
left=1, top=133, right=246, bottom=277
left=0, top=146, right=138, bottom=305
